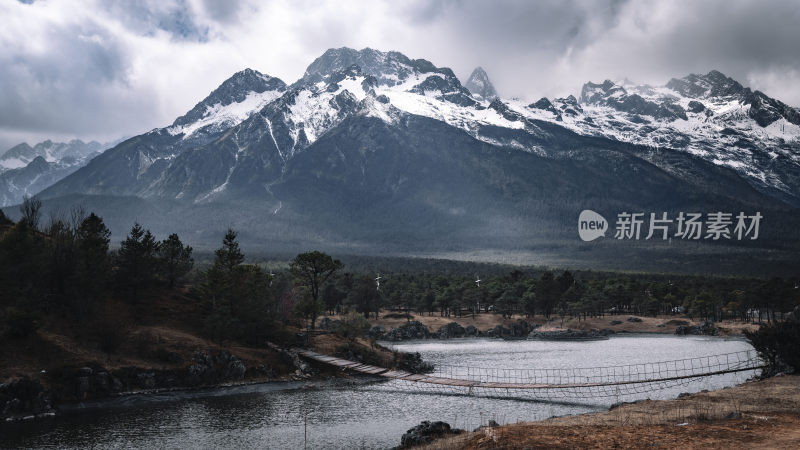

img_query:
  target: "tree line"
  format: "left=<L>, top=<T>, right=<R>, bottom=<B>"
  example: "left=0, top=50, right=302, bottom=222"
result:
left=2, top=196, right=798, bottom=351
left=317, top=269, right=799, bottom=324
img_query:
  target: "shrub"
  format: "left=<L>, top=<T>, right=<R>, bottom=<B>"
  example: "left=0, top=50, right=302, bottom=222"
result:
left=336, top=312, right=370, bottom=342
left=1, top=307, right=40, bottom=338
left=744, top=321, right=800, bottom=376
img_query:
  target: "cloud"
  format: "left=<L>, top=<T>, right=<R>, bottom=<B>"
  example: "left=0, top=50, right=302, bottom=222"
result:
left=1, top=0, right=799, bottom=151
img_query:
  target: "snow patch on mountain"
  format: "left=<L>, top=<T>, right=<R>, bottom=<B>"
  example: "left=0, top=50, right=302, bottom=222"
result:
left=168, top=88, right=283, bottom=138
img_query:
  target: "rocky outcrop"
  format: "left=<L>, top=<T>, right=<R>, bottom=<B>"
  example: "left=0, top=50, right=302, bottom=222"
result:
left=436, top=322, right=466, bottom=339
left=368, top=325, right=386, bottom=338
left=396, top=352, right=434, bottom=374
left=0, top=377, right=55, bottom=421
left=186, top=350, right=247, bottom=385
left=383, top=321, right=431, bottom=341
left=508, top=320, right=535, bottom=337
left=318, top=317, right=343, bottom=331
left=398, top=421, right=464, bottom=448
left=379, top=319, right=539, bottom=341
left=485, top=324, right=510, bottom=338
left=675, top=321, right=720, bottom=336
left=529, top=328, right=613, bottom=340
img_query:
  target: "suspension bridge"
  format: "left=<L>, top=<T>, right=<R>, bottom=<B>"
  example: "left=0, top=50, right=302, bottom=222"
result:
left=296, top=348, right=765, bottom=400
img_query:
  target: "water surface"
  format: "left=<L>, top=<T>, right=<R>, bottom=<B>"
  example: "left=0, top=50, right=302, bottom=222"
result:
left=1, top=335, right=757, bottom=449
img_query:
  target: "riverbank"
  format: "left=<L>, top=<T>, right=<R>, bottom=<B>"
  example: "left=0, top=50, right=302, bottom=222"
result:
left=0, top=291, right=405, bottom=422
left=418, top=374, right=800, bottom=449
left=355, top=311, right=758, bottom=338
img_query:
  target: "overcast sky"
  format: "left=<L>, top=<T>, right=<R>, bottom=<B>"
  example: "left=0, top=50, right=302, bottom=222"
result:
left=2, top=0, right=800, bottom=151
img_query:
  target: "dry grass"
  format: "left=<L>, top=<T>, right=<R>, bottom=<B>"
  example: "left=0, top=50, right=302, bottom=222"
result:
left=419, top=375, right=800, bottom=449
left=331, top=310, right=760, bottom=336
left=0, top=290, right=292, bottom=382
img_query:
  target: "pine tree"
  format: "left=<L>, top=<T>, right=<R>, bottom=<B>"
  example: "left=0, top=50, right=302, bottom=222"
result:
left=207, top=228, right=245, bottom=314
left=290, top=251, right=343, bottom=329
left=75, top=213, right=111, bottom=306
left=117, top=223, right=159, bottom=301
left=158, top=233, right=193, bottom=288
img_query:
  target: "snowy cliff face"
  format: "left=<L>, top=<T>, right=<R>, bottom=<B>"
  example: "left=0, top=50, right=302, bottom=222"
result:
left=0, top=139, right=113, bottom=206
left=0, top=139, right=104, bottom=171
left=40, top=48, right=800, bottom=213
left=519, top=71, right=800, bottom=203
left=464, top=67, right=498, bottom=101
left=168, top=68, right=287, bottom=139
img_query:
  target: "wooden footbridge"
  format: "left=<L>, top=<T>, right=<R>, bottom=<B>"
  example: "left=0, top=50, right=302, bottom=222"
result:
left=296, top=348, right=765, bottom=399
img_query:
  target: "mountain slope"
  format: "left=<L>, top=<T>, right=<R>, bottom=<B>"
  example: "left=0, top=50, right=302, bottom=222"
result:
left=31, top=48, right=800, bottom=270
left=0, top=139, right=112, bottom=206
left=523, top=71, right=800, bottom=205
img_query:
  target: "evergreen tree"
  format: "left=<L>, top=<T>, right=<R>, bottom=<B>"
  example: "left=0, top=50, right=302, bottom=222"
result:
left=117, top=223, right=159, bottom=301
left=290, top=251, right=343, bottom=329
left=158, top=233, right=193, bottom=288
left=206, top=229, right=244, bottom=314
left=76, top=213, right=111, bottom=304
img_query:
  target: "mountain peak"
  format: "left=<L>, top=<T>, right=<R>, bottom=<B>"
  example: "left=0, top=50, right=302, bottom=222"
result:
left=580, top=79, right=626, bottom=104
left=301, top=47, right=462, bottom=88
left=666, top=70, right=746, bottom=99
left=464, top=67, right=497, bottom=100
left=173, top=68, right=286, bottom=127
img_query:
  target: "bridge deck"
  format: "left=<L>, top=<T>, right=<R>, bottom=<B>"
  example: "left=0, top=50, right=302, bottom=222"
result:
left=295, top=348, right=765, bottom=390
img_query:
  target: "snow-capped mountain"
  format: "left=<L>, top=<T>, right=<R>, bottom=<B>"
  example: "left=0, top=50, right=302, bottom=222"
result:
left=0, top=139, right=104, bottom=171
left=464, top=67, right=498, bottom=101
left=0, top=139, right=114, bottom=206
left=32, top=47, right=800, bottom=261
left=168, top=68, right=287, bottom=139
left=518, top=71, right=800, bottom=204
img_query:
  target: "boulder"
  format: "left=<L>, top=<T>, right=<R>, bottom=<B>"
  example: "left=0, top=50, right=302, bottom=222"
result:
left=0, top=377, right=54, bottom=421
left=674, top=321, right=719, bottom=336
left=486, top=324, right=510, bottom=338
left=436, top=322, right=466, bottom=339
left=396, top=352, right=434, bottom=374
left=464, top=325, right=479, bottom=336
left=318, top=317, right=342, bottom=331
left=529, top=328, right=611, bottom=340
left=368, top=325, right=386, bottom=338
left=383, top=321, right=431, bottom=341
left=187, top=350, right=248, bottom=386
left=627, top=317, right=643, bottom=323
left=509, top=320, right=534, bottom=337
left=399, top=421, right=463, bottom=448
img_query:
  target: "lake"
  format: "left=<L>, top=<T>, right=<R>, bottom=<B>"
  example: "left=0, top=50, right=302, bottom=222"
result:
left=1, top=335, right=758, bottom=449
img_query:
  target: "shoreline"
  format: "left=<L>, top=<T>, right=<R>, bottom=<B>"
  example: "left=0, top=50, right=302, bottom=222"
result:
left=417, top=374, right=800, bottom=449
left=7, top=333, right=752, bottom=416
left=2, top=370, right=386, bottom=423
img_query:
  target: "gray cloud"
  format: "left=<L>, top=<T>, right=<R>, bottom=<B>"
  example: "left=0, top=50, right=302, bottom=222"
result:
left=1, top=0, right=799, bottom=151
